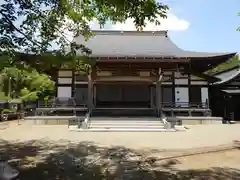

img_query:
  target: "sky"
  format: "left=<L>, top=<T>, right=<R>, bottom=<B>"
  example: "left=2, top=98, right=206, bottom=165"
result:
left=165, top=0, right=240, bottom=53
left=88, top=0, right=240, bottom=53
left=1, top=0, right=239, bottom=53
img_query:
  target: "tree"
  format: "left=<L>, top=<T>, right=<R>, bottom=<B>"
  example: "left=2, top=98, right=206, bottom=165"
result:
left=0, top=0, right=169, bottom=72
left=0, top=67, right=55, bottom=101
left=0, top=0, right=168, bottom=101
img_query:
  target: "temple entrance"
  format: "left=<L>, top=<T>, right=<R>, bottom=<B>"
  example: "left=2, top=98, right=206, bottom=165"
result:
left=95, top=84, right=151, bottom=108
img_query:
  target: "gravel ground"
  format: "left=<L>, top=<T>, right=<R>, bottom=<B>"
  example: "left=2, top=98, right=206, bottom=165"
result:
left=0, top=121, right=240, bottom=180
left=1, top=121, right=240, bottom=150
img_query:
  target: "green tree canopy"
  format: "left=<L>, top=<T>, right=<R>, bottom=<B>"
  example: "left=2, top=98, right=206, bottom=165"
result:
left=0, top=0, right=168, bottom=71
left=0, top=0, right=169, bottom=100
left=1, top=67, right=55, bottom=101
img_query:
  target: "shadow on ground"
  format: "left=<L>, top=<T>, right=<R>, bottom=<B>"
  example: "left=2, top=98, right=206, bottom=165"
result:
left=0, top=139, right=239, bottom=180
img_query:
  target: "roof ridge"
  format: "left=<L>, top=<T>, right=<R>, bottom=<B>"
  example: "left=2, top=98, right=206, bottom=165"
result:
left=91, top=30, right=168, bottom=36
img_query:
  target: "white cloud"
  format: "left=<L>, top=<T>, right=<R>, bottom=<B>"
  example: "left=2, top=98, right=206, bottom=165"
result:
left=89, top=12, right=189, bottom=31
left=62, top=11, right=189, bottom=46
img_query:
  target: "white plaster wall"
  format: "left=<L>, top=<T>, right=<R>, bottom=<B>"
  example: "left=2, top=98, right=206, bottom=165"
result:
left=190, top=81, right=208, bottom=85
left=58, top=78, right=72, bottom=84
left=161, top=82, right=172, bottom=85
left=201, top=87, right=208, bottom=105
left=75, top=81, right=88, bottom=84
left=175, top=87, right=189, bottom=107
left=190, top=75, right=203, bottom=80
left=95, top=76, right=153, bottom=82
left=97, top=71, right=112, bottom=76
left=58, top=71, right=72, bottom=77
left=175, top=79, right=188, bottom=85
left=174, top=72, right=188, bottom=78
left=57, top=87, right=72, bottom=98
left=162, top=75, right=172, bottom=82
left=163, top=71, right=172, bottom=75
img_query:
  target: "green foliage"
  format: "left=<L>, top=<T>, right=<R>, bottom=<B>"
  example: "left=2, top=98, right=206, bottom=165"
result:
left=20, top=91, right=39, bottom=102
left=2, top=67, right=24, bottom=85
left=0, top=108, right=15, bottom=114
left=20, top=88, right=38, bottom=101
left=9, top=99, right=22, bottom=103
left=1, top=67, right=55, bottom=101
left=0, top=0, right=168, bottom=73
left=0, top=92, right=10, bottom=101
left=20, top=88, right=30, bottom=97
left=206, top=55, right=240, bottom=75
left=0, top=0, right=169, bottom=101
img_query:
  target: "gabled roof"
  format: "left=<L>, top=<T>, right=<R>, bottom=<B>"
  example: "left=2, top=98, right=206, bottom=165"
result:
left=214, top=66, right=240, bottom=85
left=74, top=30, right=236, bottom=58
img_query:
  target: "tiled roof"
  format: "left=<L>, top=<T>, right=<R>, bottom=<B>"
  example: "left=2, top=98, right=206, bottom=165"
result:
left=222, top=89, right=240, bottom=94
left=74, top=30, right=235, bottom=58
left=214, top=67, right=240, bottom=85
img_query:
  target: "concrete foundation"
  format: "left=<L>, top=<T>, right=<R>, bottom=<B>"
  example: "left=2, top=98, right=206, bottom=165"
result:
left=176, top=116, right=223, bottom=125
left=24, top=116, right=78, bottom=125
left=24, top=116, right=223, bottom=125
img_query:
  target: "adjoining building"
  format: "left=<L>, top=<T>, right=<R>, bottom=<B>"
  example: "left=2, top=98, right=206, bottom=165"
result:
left=56, top=30, right=236, bottom=117
left=209, top=65, right=240, bottom=120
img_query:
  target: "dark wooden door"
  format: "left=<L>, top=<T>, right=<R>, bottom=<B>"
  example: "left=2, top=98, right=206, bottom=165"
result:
left=189, top=86, right=202, bottom=106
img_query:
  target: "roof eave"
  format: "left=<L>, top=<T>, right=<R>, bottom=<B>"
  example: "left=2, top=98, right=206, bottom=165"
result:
left=93, top=56, right=190, bottom=63
left=189, top=53, right=237, bottom=73
left=189, top=52, right=237, bottom=59
left=213, top=70, right=240, bottom=85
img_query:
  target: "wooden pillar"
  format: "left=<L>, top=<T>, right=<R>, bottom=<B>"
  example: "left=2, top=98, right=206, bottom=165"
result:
left=172, top=71, right=175, bottom=106
left=93, top=83, right=96, bottom=108
left=87, top=70, right=93, bottom=109
left=55, top=70, right=59, bottom=98
left=71, top=68, right=75, bottom=98
left=156, top=81, right=161, bottom=117
left=156, top=68, right=162, bottom=117
left=188, top=73, right=191, bottom=107
left=150, top=85, right=154, bottom=108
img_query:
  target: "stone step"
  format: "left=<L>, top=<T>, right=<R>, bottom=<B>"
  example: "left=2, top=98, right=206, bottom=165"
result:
left=68, top=125, right=186, bottom=132
left=91, top=108, right=156, bottom=117
left=90, top=117, right=159, bottom=121
left=69, top=127, right=176, bottom=132
left=90, top=121, right=163, bottom=125
left=90, top=125, right=165, bottom=129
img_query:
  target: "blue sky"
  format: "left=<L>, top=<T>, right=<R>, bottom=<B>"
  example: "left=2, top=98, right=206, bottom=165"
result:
left=165, top=0, right=240, bottom=53
left=1, top=0, right=239, bottom=53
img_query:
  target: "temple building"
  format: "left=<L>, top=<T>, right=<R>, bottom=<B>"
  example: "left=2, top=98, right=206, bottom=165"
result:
left=56, top=30, right=236, bottom=117
left=210, top=65, right=240, bottom=120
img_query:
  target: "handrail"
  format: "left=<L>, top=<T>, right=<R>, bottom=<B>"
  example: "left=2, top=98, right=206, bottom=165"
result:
left=160, top=112, right=168, bottom=124
left=82, top=108, right=92, bottom=129
left=160, top=112, right=177, bottom=130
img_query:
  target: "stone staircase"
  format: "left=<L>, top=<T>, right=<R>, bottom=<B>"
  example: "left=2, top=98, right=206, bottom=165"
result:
left=91, top=108, right=156, bottom=117
left=69, top=117, right=179, bottom=132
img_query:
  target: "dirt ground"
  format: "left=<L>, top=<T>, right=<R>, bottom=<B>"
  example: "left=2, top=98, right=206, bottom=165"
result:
left=0, top=121, right=239, bottom=179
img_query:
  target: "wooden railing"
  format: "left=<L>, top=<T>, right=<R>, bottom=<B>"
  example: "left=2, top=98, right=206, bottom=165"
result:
left=161, top=102, right=209, bottom=109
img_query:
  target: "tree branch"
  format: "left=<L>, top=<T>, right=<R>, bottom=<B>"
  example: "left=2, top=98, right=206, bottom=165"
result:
left=0, top=11, right=42, bottom=48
